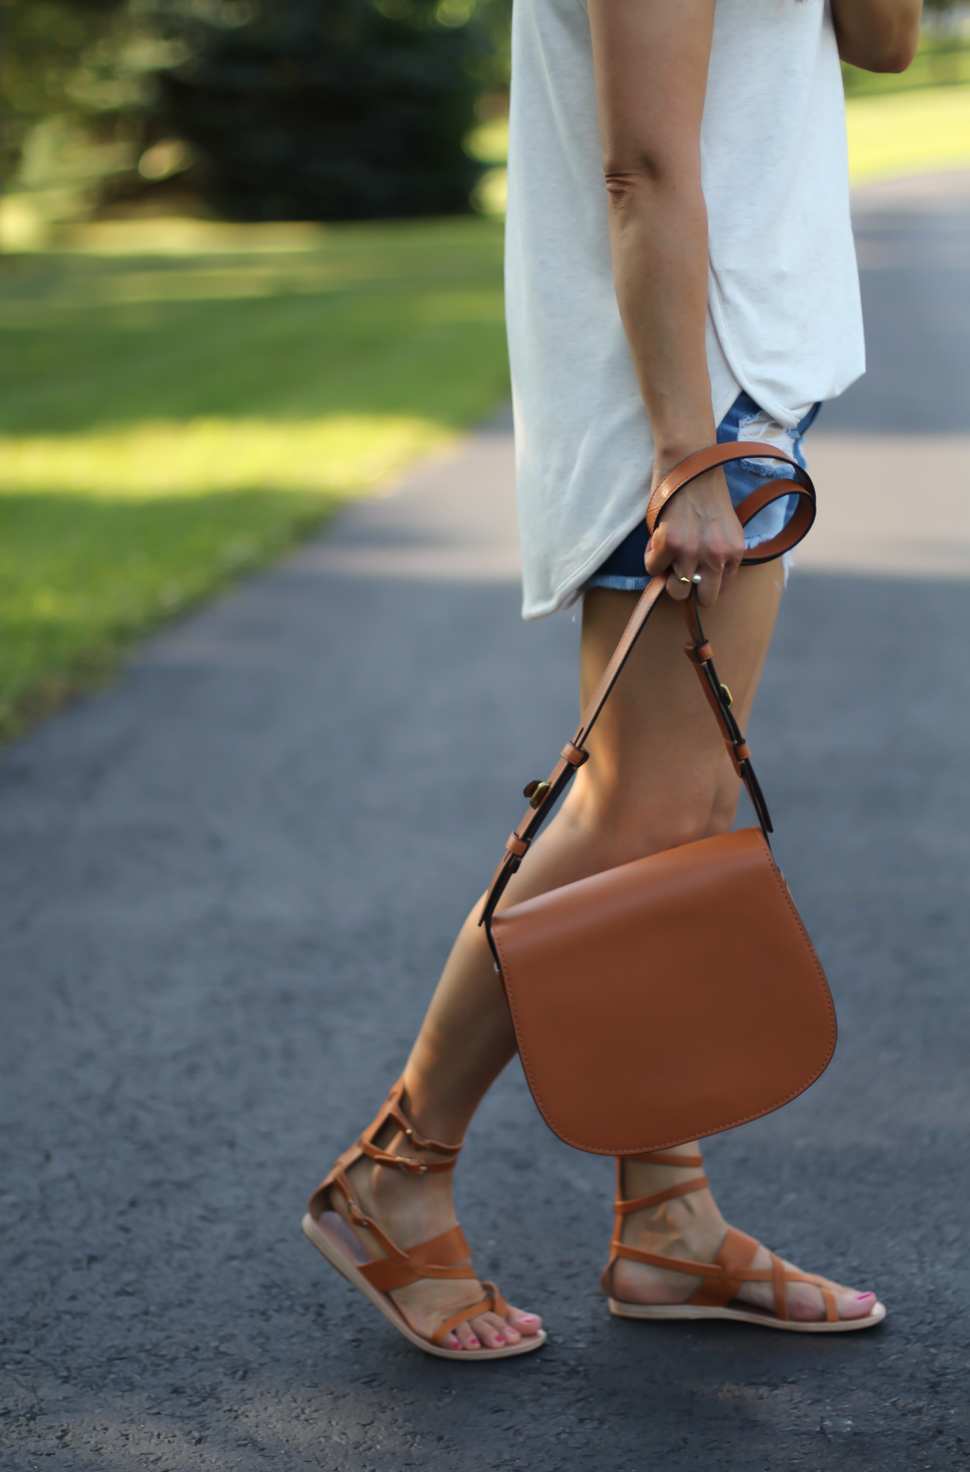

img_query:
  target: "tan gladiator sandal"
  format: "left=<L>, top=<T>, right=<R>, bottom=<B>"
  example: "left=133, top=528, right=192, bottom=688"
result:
left=302, top=1079, right=547, bottom=1360
left=601, top=1149, right=886, bottom=1333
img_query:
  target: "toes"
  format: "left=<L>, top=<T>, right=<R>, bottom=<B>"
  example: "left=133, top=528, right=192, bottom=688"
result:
left=506, top=1305, right=543, bottom=1338
left=454, top=1320, right=482, bottom=1351
left=839, top=1291, right=877, bottom=1322
left=472, top=1313, right=508, bottom=1349
left=445, top=1307, right=543, bottom=1352
left=786, top=1282, right=878, bottom=1322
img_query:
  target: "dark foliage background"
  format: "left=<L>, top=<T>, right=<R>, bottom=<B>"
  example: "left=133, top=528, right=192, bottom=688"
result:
left=2, top=0, right=507, bottom=220
left=155, top=0, right=490, bottom=220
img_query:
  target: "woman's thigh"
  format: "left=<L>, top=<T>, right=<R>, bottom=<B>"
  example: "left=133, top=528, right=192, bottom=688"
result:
left=564, top=561, right=784, bottom=862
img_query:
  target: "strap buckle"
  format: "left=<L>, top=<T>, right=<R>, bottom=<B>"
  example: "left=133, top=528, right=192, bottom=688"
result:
left=523, top=779, right=551, bottom=809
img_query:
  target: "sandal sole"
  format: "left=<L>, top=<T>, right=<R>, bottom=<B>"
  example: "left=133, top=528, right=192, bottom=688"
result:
left=607, top=1297, right=886, bottom=1332
left=302, top=1212, right=547, bottom=1361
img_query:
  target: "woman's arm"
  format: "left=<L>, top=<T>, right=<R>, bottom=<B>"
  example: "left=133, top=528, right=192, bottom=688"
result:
left=588, top=0, right=741, bottom=605
left=832, top=0, right=922, bottom=73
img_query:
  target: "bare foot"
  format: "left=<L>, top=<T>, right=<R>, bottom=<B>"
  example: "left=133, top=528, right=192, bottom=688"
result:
left=328, top=1127, right=542, bottom=1352
left=610, top=1154, right=878, bottom=1323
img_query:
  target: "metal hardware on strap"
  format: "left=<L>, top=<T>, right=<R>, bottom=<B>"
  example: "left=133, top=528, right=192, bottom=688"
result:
left=479, top=443, right=814, bottom=934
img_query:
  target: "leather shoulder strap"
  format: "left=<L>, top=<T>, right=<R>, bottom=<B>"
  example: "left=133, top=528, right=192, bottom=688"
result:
left=478, top=441, right=816, bottom=943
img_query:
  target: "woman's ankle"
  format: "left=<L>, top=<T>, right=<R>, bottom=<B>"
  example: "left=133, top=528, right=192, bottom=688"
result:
left=399, top=1069, right=476, bottom=1149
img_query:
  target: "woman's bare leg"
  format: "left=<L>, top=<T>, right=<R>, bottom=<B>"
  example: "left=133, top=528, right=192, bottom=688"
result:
left=327, top=564, right=875, bottom=1347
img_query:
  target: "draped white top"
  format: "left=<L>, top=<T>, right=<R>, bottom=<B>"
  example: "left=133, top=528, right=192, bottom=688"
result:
left=505, top=0, right=863, bottom=618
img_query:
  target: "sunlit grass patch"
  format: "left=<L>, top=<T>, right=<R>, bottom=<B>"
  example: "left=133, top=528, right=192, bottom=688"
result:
left=846, top=83, right=970, bottom=185
left=0, top=414, right=451, bottom=500
left=0, top=215, right=508, bottom=743
left=0, top=412, right=454, bottom=738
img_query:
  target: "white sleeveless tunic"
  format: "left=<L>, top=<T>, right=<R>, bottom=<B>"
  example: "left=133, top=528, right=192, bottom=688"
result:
left=506, top=0, right=864, bottom=618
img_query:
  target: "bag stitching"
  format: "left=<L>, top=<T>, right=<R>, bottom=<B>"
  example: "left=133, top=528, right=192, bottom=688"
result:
left=493, top=830, right=837, bottom=1156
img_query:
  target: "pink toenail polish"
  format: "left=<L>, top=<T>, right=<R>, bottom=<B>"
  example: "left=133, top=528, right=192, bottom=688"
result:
left=856, top=1292, right=874, bottom=1300
left=468, top=1337, right=480, bottom=1347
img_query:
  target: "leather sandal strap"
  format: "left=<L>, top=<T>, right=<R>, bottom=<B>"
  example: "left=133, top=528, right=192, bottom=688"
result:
left=781, top=1269, right=842, bottom=1323
left=358, top=1138, right=457, bottom=1175
left=428, top=1280, right=507, bottom=1348
left=773, top=1250, right=788, bottom=1322
left=601, top=1155, right=708, bottom=1293
left=609, top=1240, right=733, bottom=1278
left=606, top=1216, right=847, bottom=1327
left=688, top=1226, right=765, bottom=1308
left=307, top=1077, right=463, bottom=1217
left=359, top=1223, right=476, bottom=1294
left=614, top=1175, right=709, bottom=1215
left=377, top=1080, right=464, bottom=1158
left=330, top=1169, right=415, bottom=1264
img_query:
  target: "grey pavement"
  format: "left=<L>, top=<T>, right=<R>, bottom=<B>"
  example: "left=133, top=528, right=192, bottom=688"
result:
left=2, top=173, right=970, bottom=1472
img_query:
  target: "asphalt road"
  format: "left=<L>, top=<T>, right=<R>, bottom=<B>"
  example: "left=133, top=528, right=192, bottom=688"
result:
left=2, top=173, right=970, bottom=1472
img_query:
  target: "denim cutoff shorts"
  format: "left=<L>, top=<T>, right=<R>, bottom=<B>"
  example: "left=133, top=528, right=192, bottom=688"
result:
left=585, top=392, right=820, bottom=592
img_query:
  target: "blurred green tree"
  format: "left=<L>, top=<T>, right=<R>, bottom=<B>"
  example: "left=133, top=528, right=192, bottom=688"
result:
left=155, top=0, right=490, bottom=220
left=1, top=0, right=128, bottom=184
left=2, top=0, right=508, bottom=219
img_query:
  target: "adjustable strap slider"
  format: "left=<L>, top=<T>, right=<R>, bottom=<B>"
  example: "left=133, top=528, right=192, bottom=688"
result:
left=505, top=833, right=529, bottom=858
left=561, top=741, right=589, bottom=767
left=685, top=638, right=718, bottom=662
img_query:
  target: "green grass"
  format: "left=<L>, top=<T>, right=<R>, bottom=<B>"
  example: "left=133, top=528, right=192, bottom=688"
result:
left=846, top=83, right=970, bottom=184
left=843, top=34, right=970, bottom=97
left=0, top=215, right=509, bottom=740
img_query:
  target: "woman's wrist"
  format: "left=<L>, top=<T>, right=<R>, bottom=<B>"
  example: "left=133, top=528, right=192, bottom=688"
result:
left=652, top=426, right=718, bottom=480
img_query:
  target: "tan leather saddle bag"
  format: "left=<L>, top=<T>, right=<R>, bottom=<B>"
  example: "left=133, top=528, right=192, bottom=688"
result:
left=480, top=442, right=836, bottom=1156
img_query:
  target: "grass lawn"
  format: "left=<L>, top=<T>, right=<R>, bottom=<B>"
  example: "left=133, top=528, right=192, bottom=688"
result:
left=846, top=83, right=970, bottom=185
left=0, top=215, right=508, bottom=741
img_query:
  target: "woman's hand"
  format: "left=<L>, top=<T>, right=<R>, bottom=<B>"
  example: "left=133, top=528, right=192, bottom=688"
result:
left=644, top=465, right=744, bottom=606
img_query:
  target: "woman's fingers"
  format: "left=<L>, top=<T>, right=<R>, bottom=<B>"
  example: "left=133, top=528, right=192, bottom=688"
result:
left=665, top=566, right=703, bottom=602
left=644, top=468, right=743, bottom=605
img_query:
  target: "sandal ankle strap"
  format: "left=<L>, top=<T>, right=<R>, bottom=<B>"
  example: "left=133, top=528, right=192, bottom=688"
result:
left=600, top=1150, right=709, bottom=1295
left=308, top=1077, right=464, bottom=1222
left=357, top=1077, right=463, bottom=1175
left=614, top=1175, right=709, bottom=1214
left=612, top=1150, right=708, bottom=1214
